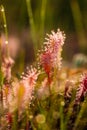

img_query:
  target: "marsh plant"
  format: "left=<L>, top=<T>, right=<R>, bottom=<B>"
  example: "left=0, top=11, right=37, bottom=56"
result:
left=0, top=25, right=87, bottom=130
left=0, top=3, right=87, bottom=130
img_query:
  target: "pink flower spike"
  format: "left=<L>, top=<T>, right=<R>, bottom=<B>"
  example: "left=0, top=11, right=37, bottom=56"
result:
left=75, top=73, right=87, bottom=104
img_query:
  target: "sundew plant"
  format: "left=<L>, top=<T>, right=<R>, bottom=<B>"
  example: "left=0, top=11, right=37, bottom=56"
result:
left=0, top=3, right=87, bottom=130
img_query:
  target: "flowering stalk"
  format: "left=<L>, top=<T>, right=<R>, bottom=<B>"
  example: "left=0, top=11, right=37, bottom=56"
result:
left=39, top=29, right=65, bottom=95
left=38, top=29, right=65, bottom=108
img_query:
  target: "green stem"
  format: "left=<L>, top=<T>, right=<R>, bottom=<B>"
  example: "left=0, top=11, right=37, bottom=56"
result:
left=0, top=5, right=6, bottom=108
left=70, top=0, right=87, bottom=51
left=12, top=110, right=18, bottom=130
left=47, top=73, right=52, bottom=107
left=40, top=0, right=47, bottom=44
left=26, top=0, right=37, bottom=54
left=64, top=101, right=74, bottom=130
left=60, top=101, right=65, bottom=130
left=0, top=5, right=9, bottom=57
left=73, top=100, right=87, bottom=130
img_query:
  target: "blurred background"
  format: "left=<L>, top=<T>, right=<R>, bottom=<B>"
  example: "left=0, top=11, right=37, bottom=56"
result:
left=0, top=0, right=87, bottom=72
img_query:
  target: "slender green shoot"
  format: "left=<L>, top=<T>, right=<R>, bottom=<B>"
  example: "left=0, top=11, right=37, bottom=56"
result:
left=40, top=0, right=47, bottom=43
left=73, top=100, right=87, bottom=130
left=70, top=0, right=87, bottom=51
left=0, top=5, right=9, bottom=57
left=0, top=5, right=7, bottom=106
left=60, top=101, right=65, bottom=130
left=26, top=0, right=37, bottom=54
